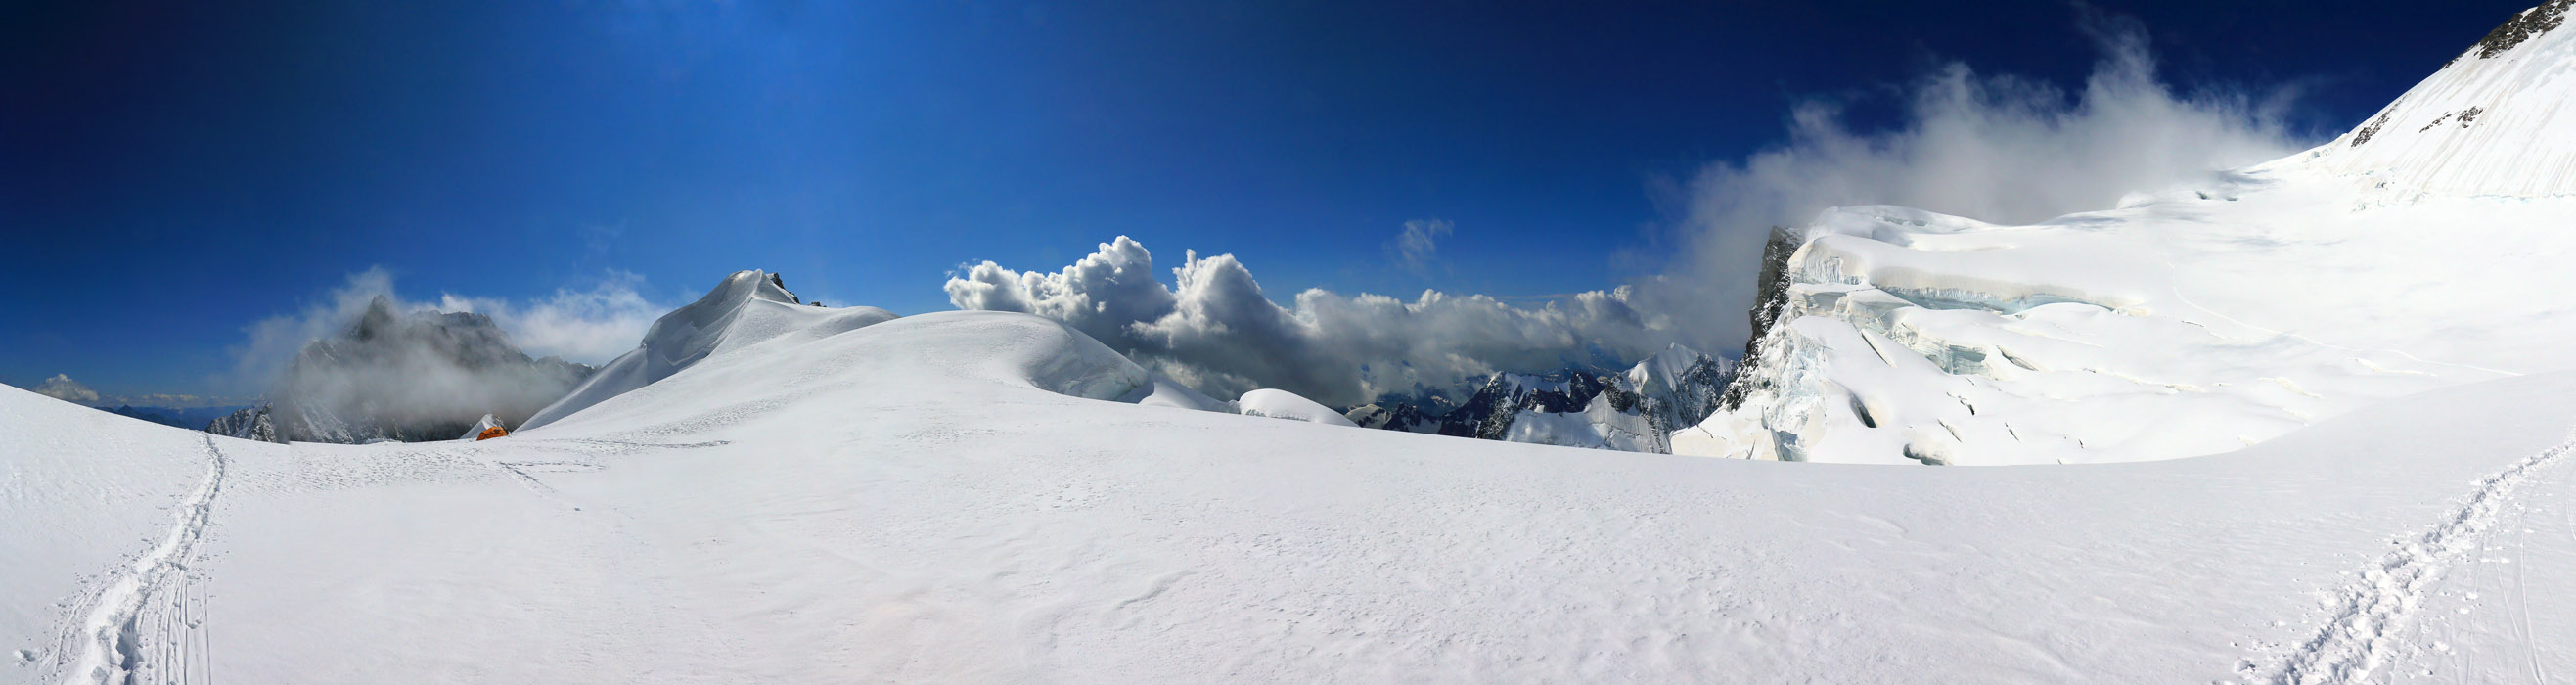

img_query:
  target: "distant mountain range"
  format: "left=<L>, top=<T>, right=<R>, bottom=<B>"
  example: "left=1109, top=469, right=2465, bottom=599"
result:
left=1343, top=343, right=1735, bottom=454
left=90, top=404, right=253, bottom=431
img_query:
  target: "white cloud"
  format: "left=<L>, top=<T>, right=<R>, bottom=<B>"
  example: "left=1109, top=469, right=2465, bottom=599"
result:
left=947, top=236, right=1686, bottom=406
left=111, top=393, right=248, bottom=408
left=1662, top=14, right=2311, bottom=346
left=228, top=268, right=678, bottom=395
left=1388, top=219, right=1454, bottom=276
left=228, top=267, right=404, bottom=394
left=436, top=271, right=669, bottom=364
left=942, top=15, right=2315, bottom=405
left=31, top=374, right=100, bottom=404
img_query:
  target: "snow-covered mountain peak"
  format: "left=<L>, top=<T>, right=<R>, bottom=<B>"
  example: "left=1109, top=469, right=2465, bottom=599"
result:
left=2310, top=0, right=2576, bottom=197
left=1684, top=4, right=2576, bottom=464
left=1487, top=372, right=1578, bottom=397
left=521, top=270, right=897, bottom=430
left=1626, top=343, right=1729, bottom=388
left=2470, top=0, right=2571, bottom=61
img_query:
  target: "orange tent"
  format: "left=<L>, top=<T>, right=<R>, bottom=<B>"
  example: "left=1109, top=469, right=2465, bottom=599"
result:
left=475, top=426, right=510, bottom=440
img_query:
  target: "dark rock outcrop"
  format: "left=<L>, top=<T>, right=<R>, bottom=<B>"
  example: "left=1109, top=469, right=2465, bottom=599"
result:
left=1720, top=225, right=1809, bottom=411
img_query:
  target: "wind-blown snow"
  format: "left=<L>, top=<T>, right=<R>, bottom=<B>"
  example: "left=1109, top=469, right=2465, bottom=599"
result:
left=1681, top=11, right=2576, bottom=464
left=1655, top=14, right=2309, bottom=349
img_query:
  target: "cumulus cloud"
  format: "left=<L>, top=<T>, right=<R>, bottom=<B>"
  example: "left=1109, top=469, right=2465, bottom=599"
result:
left=1662, top=14, right=2311, bottom=346
left=948, top=236, right=1687, bottom=406
left=31, top=374, right=100, bottom=404
left=1388, top=219, right=1454, bottom=276
left=943, top=15, right=2315, bottom=406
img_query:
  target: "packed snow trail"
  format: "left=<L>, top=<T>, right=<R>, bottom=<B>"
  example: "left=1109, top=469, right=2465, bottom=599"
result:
left=2359, top=426, right=2576, bottom=685
left=2259, top=431, right=2576, bottom=684
left=62, top=435, right=227, bottom=685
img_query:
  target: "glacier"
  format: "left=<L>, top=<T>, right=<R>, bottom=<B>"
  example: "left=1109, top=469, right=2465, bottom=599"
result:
left=1681, top=4, right=2576, bottom=464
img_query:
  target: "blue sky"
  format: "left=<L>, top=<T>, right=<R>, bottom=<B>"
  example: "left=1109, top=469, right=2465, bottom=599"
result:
left=0, top=0, right=2540, bottom=401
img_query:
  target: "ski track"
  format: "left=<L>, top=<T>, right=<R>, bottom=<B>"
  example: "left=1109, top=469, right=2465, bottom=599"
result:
left=2258, top=430, right=2576, bottom=685
left=60, top=435, right=227, bottom=685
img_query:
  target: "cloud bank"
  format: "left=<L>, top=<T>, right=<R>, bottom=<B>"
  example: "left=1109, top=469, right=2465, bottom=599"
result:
left=437, top=272, right=671, bottom=364
left=1662, top=14, right=2310, bottom=345
left=229, top=268, right=678, bottom=396
left=15, top=374, right=247, bottom=408
left=258, top=296, right=596, bottom=439
left=947, top=236, right=1687, bottom=407
left=32, top=374, right=100, bottom=404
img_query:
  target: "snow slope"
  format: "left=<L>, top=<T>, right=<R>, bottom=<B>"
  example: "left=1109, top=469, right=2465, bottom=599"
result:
left=1234, top=388, right=1361, bottom=426
left=520, top=270, right=897, bottom=430
left=1681, top=8, right=2576, bottom=464
left=2316, top=0, right=2575, bottom=198
left=11, top=304, right=2576, bottom=683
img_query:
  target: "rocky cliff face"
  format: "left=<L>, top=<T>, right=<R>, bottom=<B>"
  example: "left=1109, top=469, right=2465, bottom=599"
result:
left=1719, top=226, right=1810, bottom=413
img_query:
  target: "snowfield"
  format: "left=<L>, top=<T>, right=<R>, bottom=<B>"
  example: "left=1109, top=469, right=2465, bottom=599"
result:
left=10, top=301, right=2576, bottom=683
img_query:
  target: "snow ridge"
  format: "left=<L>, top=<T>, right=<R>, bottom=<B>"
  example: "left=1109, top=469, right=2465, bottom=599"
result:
left=62, top=435, right=228, bottom=685
left=2259, top=430, right=2576, bottom=685
left=2316, top=0, right=2576, bottom=198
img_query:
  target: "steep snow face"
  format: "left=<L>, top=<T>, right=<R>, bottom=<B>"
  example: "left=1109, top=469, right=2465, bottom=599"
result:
left=2313, top=0, right=2576, bottom=198
left=1684, top=184, right=2576, bottom=464
left=520, top=270, right=897, bottom=430
left=1686, top=5, right=2576, bottom=465
left=1682, top=182, right=2576, bottom=464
